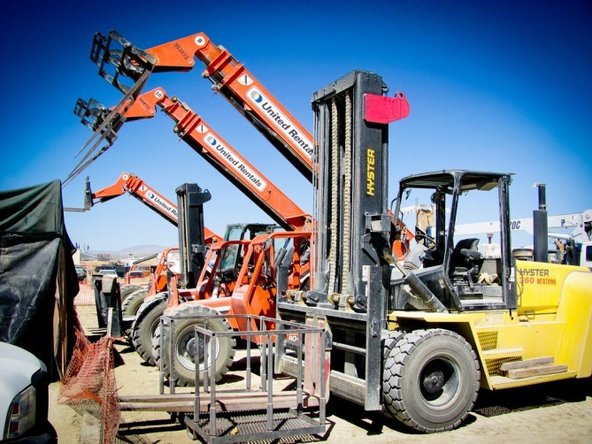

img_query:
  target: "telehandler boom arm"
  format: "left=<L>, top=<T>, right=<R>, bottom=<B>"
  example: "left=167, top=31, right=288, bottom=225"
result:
left=91, top=31, right=315, bottom=180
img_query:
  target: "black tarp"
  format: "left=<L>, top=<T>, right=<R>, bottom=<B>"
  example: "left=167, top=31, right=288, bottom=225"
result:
left=0, top=180, right=79, bottom=380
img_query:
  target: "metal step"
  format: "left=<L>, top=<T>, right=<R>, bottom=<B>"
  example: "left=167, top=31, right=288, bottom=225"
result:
left=482, top=347, right=523, bottom=359
left=482, top=347, right=523, bottom=376
left=119, top=391, right=319, bottom=412
left=187, top=410, right=324, bottom=444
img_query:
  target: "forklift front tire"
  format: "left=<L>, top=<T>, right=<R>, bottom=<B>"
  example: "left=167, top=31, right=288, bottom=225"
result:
left=382, top=328, right=480, bottom=432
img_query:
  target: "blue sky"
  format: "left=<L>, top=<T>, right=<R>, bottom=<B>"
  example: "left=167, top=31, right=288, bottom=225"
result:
left=0, top=1, right=590, bottom=251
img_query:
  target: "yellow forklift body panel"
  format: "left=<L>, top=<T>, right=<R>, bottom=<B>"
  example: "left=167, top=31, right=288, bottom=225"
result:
left=555, top=270, right=592, bottom=376
left=388, top=264, right=592, bottom=390
left=515, top=260, right=589, bottom=315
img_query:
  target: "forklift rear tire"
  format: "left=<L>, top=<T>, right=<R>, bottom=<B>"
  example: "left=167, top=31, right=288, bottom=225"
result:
left=152, top=304, right=235, bottom=387
left=382, top=328, right=480, bottom=432
left=131, top=293, right=168, bottom=365
left=121, top=289, right=148, bottom=318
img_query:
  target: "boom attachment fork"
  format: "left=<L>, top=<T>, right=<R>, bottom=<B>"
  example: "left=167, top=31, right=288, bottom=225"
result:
left=90, top=31, right=156, bottom=95
left=66, top=89, right=147, bottom=186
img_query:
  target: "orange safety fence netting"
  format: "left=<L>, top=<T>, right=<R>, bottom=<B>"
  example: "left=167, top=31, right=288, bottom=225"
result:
left=58, top=326, right=120, bottom=444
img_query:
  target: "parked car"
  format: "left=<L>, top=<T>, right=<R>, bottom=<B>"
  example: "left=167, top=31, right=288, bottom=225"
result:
left=0, top=342, right=57, bottom=443
left=98, top=269, right=118, bottom=277
left=74, top=265, right=86, bottom=281
left=127, top=271, right=147, bottom=279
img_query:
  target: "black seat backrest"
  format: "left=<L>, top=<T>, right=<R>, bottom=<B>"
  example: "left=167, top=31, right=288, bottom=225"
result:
left=450, top=238, right=481, bottom=270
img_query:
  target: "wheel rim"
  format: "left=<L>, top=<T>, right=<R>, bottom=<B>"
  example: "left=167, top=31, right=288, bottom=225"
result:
left=175, top=324, right=220, bottom=372
left=418, top=357, right=460, bottom=406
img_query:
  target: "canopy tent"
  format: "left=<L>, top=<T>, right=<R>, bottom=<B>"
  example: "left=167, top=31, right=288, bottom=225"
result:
left=0, top=180, right=79, bottom=379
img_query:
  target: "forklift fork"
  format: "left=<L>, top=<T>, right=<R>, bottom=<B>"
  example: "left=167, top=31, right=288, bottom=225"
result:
left=90, top=31, right=156, bottom=95
left=65, top=97, right=126, bottom=186
left=65, top=36, right=154, bottom=187
left=64, top=32, right=158, bottom=185
left=74, top=98, right=120, bottom=146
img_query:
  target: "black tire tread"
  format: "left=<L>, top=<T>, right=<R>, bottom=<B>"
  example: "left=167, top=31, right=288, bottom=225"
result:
left=152, top=303, right=235, bottom=387
left=131, top=293, right=168, bottom=365
left=121, top=289, right=148, bottom=318
left=120, top=284, right=143, bottom=302
left=382, top=328, right=480, bottom=433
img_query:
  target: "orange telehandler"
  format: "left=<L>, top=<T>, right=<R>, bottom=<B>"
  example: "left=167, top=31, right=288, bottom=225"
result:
left=85, top=173, right=223, bottom=314
left=86, top=168, right=283, bottom=337
left=78, top=88, right=311, bottom=368
left=73, top=30, right=323, bottom=377
left=154, top=229, right=311, bottom=386
left=74, top=85, right=314, bottom=366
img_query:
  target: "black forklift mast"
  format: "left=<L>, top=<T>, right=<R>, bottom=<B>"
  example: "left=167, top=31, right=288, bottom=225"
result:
left=309, top=71, right=395, bottom=410
left=308, top=71, right=392, bottom=311
left=276, top=71, right=408, bottom=411
left=175, top=183, right=211, bottom=288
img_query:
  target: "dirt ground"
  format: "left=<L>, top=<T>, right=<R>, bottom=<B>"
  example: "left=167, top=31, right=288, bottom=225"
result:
left=49, top=295, right=592, bottom=444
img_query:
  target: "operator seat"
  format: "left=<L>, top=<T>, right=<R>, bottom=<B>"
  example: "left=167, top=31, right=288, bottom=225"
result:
left=450, top=238, right=482, bottom=288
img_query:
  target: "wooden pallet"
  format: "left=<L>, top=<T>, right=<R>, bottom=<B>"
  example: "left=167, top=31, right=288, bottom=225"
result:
left=500, top=356, right=568, bottom=379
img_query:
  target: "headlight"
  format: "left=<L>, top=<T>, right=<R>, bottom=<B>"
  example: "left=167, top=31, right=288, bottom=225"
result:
left=4, top=385, right=37, bottom=440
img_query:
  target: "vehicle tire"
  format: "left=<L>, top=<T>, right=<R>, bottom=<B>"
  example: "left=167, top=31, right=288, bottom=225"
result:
left=382, top=328, right=480, bottom=433
left=120, top=284, right=143, bottom=303
left=121, top=289, right=148, bottom=318
left=131, top=293, right=168, bottom=365
left=152, top=304, right=235, bottom=387
left=383, top=330, right=405, bottom=365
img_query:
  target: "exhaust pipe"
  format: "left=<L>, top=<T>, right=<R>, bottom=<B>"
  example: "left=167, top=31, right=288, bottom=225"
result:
left=533, top=183, right=548, bottom=262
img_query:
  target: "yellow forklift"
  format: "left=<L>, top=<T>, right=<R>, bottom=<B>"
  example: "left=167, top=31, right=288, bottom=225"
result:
left=277, top=70, right=592, bottom=433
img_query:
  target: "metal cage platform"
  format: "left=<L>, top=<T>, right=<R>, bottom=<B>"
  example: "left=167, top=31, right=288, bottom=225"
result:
left=120, top=312, right=327, bottom=443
